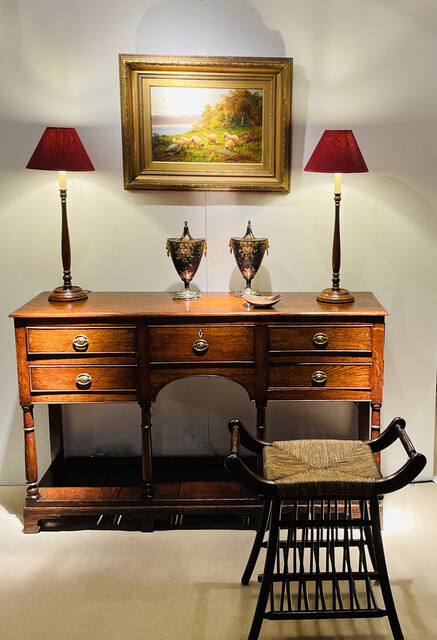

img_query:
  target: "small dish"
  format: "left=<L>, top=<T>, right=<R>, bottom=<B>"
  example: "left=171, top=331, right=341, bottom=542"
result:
left=243, top=294, right=283, bottom=308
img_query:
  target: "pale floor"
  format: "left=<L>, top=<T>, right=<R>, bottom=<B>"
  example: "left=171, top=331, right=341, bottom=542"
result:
left=0, top=483, right=436, bottom=640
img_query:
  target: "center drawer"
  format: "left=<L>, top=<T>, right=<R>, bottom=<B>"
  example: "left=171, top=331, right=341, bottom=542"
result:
left=29, top=365, right=137, bottom=392
left=149, top=325, right=254, bottom=363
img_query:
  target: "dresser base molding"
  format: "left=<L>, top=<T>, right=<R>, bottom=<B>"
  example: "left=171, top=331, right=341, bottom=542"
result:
left=23, top=455, right=260, bottom=533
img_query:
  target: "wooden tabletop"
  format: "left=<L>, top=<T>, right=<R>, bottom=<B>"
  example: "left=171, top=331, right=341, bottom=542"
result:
left=10, top=292, right=388, bottom=319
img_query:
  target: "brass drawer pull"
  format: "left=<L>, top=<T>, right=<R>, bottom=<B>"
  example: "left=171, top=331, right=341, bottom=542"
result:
left=313, top=332, right=329, bottom=348
left=76, top=373, right=92, bottom=389
left=193, top=339, right=209, bottom=355
left=311, top=370, right=327, bottom=386
left=72, top=334, right=89, bottom=352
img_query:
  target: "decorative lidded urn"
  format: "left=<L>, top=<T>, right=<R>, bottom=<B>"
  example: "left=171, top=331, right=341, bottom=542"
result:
left=166, top=221, right=207, bottom=300
left=229, top=221, right=269, bottom=297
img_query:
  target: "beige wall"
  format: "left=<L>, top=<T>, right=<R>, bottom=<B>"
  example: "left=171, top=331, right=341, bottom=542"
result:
left=1, top=0, right=436, bottom=483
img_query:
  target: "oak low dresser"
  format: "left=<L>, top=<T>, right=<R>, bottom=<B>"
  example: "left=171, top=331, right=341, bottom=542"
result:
left=10, top=292, right=387, bottom=533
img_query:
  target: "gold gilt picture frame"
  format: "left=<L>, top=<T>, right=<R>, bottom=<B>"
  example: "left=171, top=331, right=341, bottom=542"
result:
left=119, top=55, right=293, bottom=192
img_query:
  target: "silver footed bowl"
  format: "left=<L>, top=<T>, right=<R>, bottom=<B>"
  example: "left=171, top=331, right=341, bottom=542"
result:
left=166, top=222, right=207, bottom=300
left=229, top=220, right=269, bottom=297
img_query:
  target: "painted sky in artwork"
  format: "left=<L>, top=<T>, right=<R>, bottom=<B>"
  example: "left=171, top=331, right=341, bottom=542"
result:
left=150, top=86, right=262, bottom=122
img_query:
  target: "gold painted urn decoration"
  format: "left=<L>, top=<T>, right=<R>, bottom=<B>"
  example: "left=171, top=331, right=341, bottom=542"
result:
left=229, top=221, right=269, bottom=297
left=166, top=222, right=207, bottom=300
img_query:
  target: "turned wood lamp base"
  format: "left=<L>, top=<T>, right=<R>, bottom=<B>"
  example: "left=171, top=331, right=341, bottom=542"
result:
left=47, top=187, right=89, bottom=303
left=48, top=285, right=88, bottom=302
left=315, top=192, right=355, bottom=305
left=316, top=287, right=355, bottom=304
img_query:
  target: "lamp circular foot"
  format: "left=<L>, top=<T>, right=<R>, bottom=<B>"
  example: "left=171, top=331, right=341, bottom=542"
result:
left=316, top=288, right=355, bottom=304
left=48, top=286, right=88, bottom=302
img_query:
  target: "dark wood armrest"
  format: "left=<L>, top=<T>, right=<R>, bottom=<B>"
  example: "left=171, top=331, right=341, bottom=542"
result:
left=375, top=453, right=426, bottom=494
left=224, top=453, right=276, bottom=496
left=225, top=419, right=276, bottom=496
left=366, top=417, right=407, bottom=452
left=228, top=419, right=270, bottom=454
left=369, top=417, right=427, bottom=494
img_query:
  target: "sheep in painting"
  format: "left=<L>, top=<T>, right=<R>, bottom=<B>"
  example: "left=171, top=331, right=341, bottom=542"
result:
left=224, top=138, right=235, bottom=151
left=224, top=132, right=239, bottom=146
left=165, top=143, right=181, bottom=153
left=180, top=137, right=192, bottom=147
left=203, top=133, right=217, bottom=145
left=191, top=135, right=204, bottom=148
left=173, top=137, right=185, bottom=146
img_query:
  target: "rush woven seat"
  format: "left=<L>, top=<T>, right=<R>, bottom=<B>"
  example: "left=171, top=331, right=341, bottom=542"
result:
left=225, top=417, right=426, bottom=640
left=263, top=439, right=381, bottom=497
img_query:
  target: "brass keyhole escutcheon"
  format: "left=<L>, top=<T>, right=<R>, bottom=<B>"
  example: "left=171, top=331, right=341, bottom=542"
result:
left=311, top=370, right=327, bottom=386
left=76, top=372, right=92, bottom=389
left=193, top=329, right=209, bottom=355
left=72, top=334, right=89, bottom=352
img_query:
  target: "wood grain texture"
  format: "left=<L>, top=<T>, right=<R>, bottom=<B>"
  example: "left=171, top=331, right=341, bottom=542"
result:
left=269, top=325, right=372, bottom=352
left=15, top=326, right=31, bottom=404
left=371, top=323, right=385, bottom=403
left=27, top=326, right=136, bottom=354
left=268, top=364, right=371, bottom=389
left=29, top=365, right=137, bottom=392
left=149, top=324, right=254, bottom=362
left=10, top=291, right=388, bottom=319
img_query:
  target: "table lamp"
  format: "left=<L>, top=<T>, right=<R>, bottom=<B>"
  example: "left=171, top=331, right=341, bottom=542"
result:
left=304, top=129, right=368, bottom=304
left=26, top=127, right=95, bottom=302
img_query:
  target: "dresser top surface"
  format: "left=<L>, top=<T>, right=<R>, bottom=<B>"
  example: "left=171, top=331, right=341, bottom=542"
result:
left=10, top=291, right=388, bottom=319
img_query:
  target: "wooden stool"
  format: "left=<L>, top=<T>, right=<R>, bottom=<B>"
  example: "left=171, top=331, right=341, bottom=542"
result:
left=225, top=417, right=426, bottom=640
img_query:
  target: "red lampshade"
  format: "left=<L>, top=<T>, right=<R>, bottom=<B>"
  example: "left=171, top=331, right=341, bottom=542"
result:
left=26, top=127, right=94, bottom=172
left=304, top=130, right=368, bottom=174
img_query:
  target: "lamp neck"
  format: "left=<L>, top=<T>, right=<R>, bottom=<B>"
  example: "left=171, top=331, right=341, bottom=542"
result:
left=331, top=193, right=342, bottom=291
left=58, top=188, right=72, bottom=290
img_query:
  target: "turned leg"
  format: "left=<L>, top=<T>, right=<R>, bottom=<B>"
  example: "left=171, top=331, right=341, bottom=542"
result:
left=256, top=406, right=266, bottom=475
left=256, top=406, right=266, bottom=441
left=357, top=402, right=370, bottom=441
left=371, top=402, right=381, bottom=440
left=371, top=402, right=382, bottom=465
left=48, top=404, right=64, bottom=462
left=141, top=403, right=153, bottom=498
left=22, top=405, right=39, bottom=500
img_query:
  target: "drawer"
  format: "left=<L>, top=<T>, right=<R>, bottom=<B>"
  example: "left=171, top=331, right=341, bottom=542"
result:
left=27, top=327, right=136, bottom=355
left=269, top=364, right=371, bottom=389
left=29, top=365, right=137, bottom=392
left=269, top=325, right=372, bottom=352
left=149, top=325, right=254, bottom=362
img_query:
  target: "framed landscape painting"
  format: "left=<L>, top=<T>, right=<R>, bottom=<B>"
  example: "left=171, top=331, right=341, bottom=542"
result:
left=119, top=55, right=293, bottom=192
